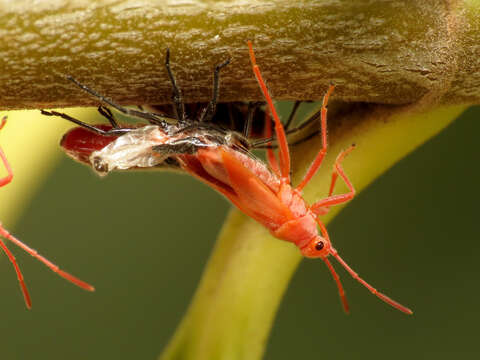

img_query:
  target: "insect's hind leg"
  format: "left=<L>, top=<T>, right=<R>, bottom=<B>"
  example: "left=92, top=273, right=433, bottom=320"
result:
left=295, top=85, right=335, bottom=192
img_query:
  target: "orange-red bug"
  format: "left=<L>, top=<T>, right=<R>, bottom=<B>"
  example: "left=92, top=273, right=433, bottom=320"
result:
left=0, top=116, right=94, bottom=309
left=163, top=42, right=412, bottom=314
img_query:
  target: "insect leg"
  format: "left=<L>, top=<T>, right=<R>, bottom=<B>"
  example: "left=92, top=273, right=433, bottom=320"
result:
left=165, top=48, right=186, bottom=122
left=66, top=76, right=167, bottom=126
left=242, top=101, right=264, bottom=138
left=199, top=58, right=231, bottom=122
left=252, top=108, right=320, bottom=150
left=284, top=101, right=301, bottom=130
left=247, top=41, right=291, bottom=182
left=264, top=110, right=281, bottom=177
left=0, top=117, right=13, bottom=187
left=295, top=85, right=334, bottom=192
left=97, top=106, right=120, bottom=128
left=40, top=110, right=130, bottom=136
left=310, top=144, right=356, bottom=214
left=153, top=137, right=207, bottom=156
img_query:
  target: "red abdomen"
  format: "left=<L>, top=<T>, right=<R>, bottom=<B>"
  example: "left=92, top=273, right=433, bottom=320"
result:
left=60, top=125, right=118, bottom=164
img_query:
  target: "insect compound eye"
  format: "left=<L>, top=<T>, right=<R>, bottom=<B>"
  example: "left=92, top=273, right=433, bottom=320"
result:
left=93, top=156, right=109, bottom=174
left=315, top=241, right=325, bottom=251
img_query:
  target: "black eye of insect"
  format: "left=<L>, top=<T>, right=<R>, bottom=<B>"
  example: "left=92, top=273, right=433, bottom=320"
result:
left=315, top=241, right=325, bottom=251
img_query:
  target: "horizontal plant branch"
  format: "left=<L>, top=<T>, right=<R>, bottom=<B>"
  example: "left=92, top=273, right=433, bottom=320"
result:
left=0, top=0, right=479, bottom=110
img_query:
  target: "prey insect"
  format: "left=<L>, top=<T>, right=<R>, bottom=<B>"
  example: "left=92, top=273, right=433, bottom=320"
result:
left=151, top=42, right=412, bottom=314
left=45, top=44, right=411, bottom=314
left=0, top=116, right=94, bottom=309
left=245, top=42, right=412, bottom=314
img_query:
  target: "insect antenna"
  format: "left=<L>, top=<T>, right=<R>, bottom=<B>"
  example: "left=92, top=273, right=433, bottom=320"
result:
left=329, top=247, right=413, bottom=315
left=315, top=218, right=412, bottom=314
left=323, top=257, right=349, bottom=313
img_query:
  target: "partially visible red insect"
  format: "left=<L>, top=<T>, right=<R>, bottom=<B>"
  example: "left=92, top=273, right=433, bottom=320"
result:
left=0, top=116, right=94, bottom=309
left=156, top=42, right=412, bottom=314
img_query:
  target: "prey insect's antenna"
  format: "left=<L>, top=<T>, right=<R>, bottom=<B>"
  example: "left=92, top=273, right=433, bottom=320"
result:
left=323, top=257, right=349, bottom=314
left=330, top=248, right=413, bottom=315
left=316, top=219, right=412, bottom=315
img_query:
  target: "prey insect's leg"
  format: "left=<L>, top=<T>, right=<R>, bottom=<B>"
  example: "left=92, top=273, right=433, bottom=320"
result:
left=165, top=48, right=186, bottom=122
left=295, top=85, right=335, bottom=192
left=311, top=144, right=356, bottom=214
left=247, top=41, right=291, bottom=182
left=199, top=59, right=231, bottom=122
left=40, top=110, right=130, bottom=136
left=66, top=76, right=167, bottom=126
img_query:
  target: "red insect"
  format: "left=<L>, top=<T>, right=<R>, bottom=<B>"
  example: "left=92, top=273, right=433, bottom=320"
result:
left=163, top=42, right=412, bottom=314
left=0, top=116, right=94, bottom=309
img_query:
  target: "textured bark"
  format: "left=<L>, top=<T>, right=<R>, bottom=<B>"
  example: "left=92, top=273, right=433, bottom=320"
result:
left=0, top=0, right=479, bottom=110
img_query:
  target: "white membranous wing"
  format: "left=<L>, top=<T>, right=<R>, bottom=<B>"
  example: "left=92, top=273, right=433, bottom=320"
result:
left=89, top=125, right=174, bottom=175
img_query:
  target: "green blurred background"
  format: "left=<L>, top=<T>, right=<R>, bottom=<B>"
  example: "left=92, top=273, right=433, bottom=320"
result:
left=0, top=105, right=478, bottom=359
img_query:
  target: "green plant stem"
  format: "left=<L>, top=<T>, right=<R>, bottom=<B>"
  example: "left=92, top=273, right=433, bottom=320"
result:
left=160, top=103, right=466, bottom=360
